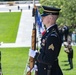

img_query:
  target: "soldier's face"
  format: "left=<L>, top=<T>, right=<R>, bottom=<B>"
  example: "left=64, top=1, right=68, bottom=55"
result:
left=42, top=15, right=49, bottom=25
left=42, top=15, right=52, bottom=28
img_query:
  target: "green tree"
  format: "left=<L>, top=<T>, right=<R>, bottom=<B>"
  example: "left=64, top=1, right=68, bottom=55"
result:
left=40, top=0, right=76, bottom=31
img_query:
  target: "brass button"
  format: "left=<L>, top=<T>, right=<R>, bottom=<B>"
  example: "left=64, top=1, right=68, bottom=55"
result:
left=44, top=68, right=46, bottom=70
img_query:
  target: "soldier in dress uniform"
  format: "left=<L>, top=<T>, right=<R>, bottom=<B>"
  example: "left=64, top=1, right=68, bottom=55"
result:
left=68, top=41, right=73, bottom=69
left=64, top=41, right=73, bottom=69
left=29, top=6, right=63, bottom=75
left=62, top=25, right=69, bottom=42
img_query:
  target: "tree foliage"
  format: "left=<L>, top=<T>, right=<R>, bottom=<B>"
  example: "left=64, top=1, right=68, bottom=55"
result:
left=40, top=0, right=76, bottom=31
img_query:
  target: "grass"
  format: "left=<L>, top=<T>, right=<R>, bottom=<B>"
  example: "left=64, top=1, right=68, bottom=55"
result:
left=59, top=46, right=76, bottom=75
left=0, top=12, right=21, bottom=43
left=0, top=46, right=76, bottom=75
left=0, top=47, right=29, bottom=75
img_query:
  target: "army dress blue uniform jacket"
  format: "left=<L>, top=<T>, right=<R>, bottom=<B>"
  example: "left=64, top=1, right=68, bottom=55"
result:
left=36, top=24, right=63, bottom=75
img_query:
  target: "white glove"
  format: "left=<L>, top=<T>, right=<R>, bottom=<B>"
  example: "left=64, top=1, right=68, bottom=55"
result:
left=27, top=65, right=38, bottom=72
left=27, top=66, right=30, bottom=72
left=29, top=49, right=38, bottom=58
left=33, top=64, right=38, bottom=71
left=27, top=66, right=34, bottom=72
left=64, top=42, right=68, bottom=46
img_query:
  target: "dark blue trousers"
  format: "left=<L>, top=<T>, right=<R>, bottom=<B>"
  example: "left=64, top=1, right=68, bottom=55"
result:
left=37, top=60, right=63, bottom=75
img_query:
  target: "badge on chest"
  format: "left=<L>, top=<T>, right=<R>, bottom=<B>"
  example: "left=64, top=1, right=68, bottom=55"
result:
left=41, top=39, right=46, bottom=46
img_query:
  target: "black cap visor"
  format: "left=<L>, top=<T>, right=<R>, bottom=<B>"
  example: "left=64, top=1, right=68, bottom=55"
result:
left=41, top=13, right=49, bottom=17
left=41, top=12, right=59, bottom=17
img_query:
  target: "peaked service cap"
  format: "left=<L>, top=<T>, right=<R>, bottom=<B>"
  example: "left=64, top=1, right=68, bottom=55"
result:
left=41, top=6, right=61, bottom=16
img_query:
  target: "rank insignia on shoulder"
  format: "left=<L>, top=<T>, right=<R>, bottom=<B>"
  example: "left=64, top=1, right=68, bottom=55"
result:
left=51, top=29, right=57, bottom=37
left=48, top=44, right=54, bottom=51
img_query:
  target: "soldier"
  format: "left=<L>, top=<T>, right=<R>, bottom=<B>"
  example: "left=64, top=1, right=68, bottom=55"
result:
left=68, top=41, right=73, bottom=69
left=29, top=6, right=63, bottom=75
left=64, top=41, right=73, bottom=69
left=28, top=5, right=30, bottom=9
left=62, top=25, right=69, bottom=42
left=18, top=6, right=20, bottom=10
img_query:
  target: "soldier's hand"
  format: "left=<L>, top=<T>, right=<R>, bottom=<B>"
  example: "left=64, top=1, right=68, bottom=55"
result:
left=26, top=64, right=38, bottom=72
left=29, top=49, right=38, bottom=58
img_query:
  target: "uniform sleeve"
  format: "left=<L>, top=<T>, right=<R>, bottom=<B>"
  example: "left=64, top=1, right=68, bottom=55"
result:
left=37, top=33, right=60, bottom=65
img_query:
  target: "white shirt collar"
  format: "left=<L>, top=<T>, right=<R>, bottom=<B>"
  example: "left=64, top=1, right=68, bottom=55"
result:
left=47, top=24, right=55, bottom=30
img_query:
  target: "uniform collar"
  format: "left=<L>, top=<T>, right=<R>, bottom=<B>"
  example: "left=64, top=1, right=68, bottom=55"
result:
left=47, top=24, right=54, bottom=30
left=46, top=24, right=57, bottom=33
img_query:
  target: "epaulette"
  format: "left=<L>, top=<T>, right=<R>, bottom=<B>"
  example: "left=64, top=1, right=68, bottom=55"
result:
left=50, top=29, right=58, bottom=37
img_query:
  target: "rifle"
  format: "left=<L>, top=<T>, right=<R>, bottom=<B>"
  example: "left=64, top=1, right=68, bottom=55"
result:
left=26, top=6, right=37, bottom=75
